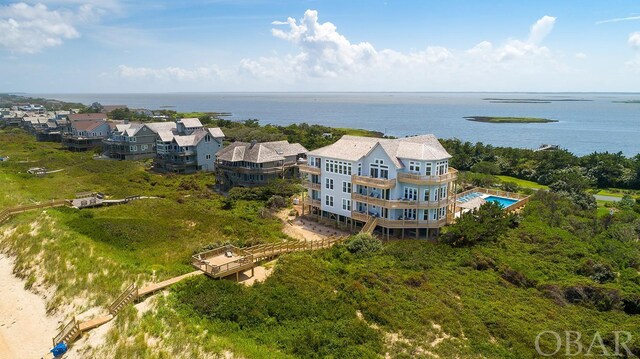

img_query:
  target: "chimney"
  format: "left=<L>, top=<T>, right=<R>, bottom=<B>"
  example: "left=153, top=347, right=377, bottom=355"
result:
left=249, top=139, right=257, bottom=149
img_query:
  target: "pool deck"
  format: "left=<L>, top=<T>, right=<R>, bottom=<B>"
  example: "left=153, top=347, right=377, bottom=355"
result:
left=455, top=187, right=530, bottom=212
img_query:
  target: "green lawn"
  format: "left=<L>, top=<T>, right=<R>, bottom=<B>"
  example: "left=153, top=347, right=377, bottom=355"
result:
left=496, top=175, right=549, bottom=190
left=335, top=128, right=383, bottom=137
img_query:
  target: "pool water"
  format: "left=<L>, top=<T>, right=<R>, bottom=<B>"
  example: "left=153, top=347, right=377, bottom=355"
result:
left=484, top=196, right=518, bottom=208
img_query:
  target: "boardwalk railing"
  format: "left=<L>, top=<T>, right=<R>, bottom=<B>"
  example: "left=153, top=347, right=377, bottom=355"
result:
left=193, top=237, right=348, bottom=278
left=0, top=199, right=68, bottom=224
left=53, top=316, right=80, bottom=346
left=108, top=283, right=139, bottom=316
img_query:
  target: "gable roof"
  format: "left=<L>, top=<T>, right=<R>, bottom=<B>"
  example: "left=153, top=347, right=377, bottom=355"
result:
left=216, top=140, right=308, bottom=164
left=306, top=134, right=451, bottom=168
left=69, top=113, right=107, bottom=121
left=71, top=119, right=106, bottom=131
left=178, top=117, right=202, bottom=128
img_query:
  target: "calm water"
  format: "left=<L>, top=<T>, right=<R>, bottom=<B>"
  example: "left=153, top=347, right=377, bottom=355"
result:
left=32, top=92, right=640, bottom=156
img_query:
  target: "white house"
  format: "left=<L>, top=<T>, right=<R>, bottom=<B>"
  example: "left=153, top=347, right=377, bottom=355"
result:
left=300, top=134, right=457, bottom=239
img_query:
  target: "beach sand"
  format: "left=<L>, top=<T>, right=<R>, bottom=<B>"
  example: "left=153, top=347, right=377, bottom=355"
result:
left=0, top=253, right=60, bottom=359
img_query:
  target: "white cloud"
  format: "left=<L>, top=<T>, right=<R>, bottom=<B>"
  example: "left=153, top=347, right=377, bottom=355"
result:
left=575, top=52, right=587, bottom=59
left=116, top=64, right=222, bottom=81
left=528, top=16, right=556, bottom=44
left=271, top=9, right=378, bottom=77
left=629, top=32, right=640, bottom=49
left=0, top=2, right=80, bottom=53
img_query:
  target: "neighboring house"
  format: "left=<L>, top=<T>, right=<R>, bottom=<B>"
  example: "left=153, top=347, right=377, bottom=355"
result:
left=62, top=113, right=112, bottom=151
left=103, top=122, right=176, bottom=160
left=154, top=118, right=224, bottom=173
left=1, top=111, right=25, bottom=127
left=22, top=116, right=49, bottom=133
left=301, top=134, right=458, bottom=239
left=215, top=140, right=308, bottom=191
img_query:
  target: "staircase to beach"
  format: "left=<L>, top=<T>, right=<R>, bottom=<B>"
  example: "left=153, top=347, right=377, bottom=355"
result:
left=360, top=216, right=379, bottom=235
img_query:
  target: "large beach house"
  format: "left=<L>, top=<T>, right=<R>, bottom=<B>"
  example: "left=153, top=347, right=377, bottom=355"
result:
left=215, top=140, right=308, bottom=191
left=62, top=113, right=111, bottom=151
left=300, top=135, right=458, bottom=239
left=103, top=122, right=177, bottom=160
left=153, top=118, right=224, bottom=173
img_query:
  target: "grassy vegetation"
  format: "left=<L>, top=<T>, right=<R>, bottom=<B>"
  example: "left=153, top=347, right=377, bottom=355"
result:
left=334, top=128, right=384, bottom=137
left=106, top=192, right=640, bottom=358
left=0, top=129, right=287, bottom=310
left=463, top=116, right=558, bottom=123
left=592, top=188, right=640, bottom=199
left=495, top=175, right=549, bottom=190
left=2, top=128, right=640, bottom=358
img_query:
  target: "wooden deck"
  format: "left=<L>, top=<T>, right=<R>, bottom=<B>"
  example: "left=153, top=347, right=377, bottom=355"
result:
left=192, top=237, right=347, bottom=279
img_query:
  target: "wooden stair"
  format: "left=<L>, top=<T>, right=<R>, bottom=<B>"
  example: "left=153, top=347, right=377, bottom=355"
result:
left=360, top=216, right=379, bottom=234
left=108, top=283, right=138, bottom=316
left=52, top=317, right=80, bottom=346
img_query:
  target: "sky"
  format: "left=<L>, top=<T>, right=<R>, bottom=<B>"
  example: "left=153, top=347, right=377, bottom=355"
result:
left=1, top=0, right=639, bottom=93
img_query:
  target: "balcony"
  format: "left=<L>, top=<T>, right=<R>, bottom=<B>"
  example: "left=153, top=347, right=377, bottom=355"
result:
left=397, top=168, right=458, bottom=185
left=217, top=162, right=285, bottom=175
left=303, top=198, right=321, bottom=207
left=302, top=180, right=321, bottom=190
left=298, top=164, right=321, bottom=175
left=351, top=175, right=396, bottom=189
left=351, top=193, right=453, bottom=209
left=351, top=212, right=454, bottom=228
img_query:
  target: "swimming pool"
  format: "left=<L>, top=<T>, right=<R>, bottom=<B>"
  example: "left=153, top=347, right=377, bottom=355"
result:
left=484, top=196, right=518, bottom=208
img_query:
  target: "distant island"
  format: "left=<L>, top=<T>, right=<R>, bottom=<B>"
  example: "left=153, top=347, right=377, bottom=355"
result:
left=482, top=98, right=592, bottom=104
left=612, top=100, right=640, bottom=104
left=464, top=116, right=559, bottom=123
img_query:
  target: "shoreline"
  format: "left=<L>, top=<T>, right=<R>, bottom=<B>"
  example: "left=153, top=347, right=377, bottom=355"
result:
left=0, top=253, right=60, bottom=359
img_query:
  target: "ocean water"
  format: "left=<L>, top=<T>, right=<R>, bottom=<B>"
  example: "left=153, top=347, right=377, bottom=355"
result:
left=32, top=92, right=640, bottom=156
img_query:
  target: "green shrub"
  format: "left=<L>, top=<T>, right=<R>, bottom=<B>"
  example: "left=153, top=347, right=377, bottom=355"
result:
left=345, top=234, right=383, bottom=255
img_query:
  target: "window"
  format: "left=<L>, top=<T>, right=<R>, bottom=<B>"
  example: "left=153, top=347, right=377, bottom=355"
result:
left=325, top=195, right=334, bottom=207
left=204, top=135, right=211, bottom=142
left=436, top=160, right=448, bottom=175
left=409, top=161, right=421, bottom=173
left=424, top=189, right=431, bottom=201
left=129, top=145, right=137, bottom=152
left=403, top=209, right=416, bottom=220
left=323, top=159, right=352, bottom=175
left=425, top=163, right=432, bottom=176
left=439, top=207, right=446, bottom=219
left=342, top=199, right=351, bottom=211
left=342, top=181, right=352, bottom=193
left=403, top=187, right=418, bottom=200
left=325, top=178, right=334, bottom=190
left=141, top=144, right=148, bottom=150
left=439, top=185, right=447, bottom=199
left=357, top=163, right=362, bottom=176
left=205, top=154, right=211, bottom=160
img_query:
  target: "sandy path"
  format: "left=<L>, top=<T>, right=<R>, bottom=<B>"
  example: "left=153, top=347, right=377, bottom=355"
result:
left=0, top=253, right=60, bottom=359
left=276, top=208, right=349, bottom=242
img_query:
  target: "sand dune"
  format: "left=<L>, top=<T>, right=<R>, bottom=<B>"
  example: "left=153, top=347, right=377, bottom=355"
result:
left=0, top=253, right=61, bottom=359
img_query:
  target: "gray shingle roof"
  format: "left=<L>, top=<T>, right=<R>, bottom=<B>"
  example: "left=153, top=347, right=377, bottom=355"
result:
left=178, top=118, right=202, bottom=128
left=306, top=134, right=451, bottom=168
left=216, top=140, right=308, bottom=164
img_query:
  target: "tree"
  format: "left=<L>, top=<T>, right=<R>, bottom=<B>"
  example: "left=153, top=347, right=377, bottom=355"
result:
left=441, top=202, right=517, bottom=247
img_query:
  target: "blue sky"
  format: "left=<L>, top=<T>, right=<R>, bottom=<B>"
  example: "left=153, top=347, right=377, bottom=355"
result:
left=1, top=0, right=639, bottom=92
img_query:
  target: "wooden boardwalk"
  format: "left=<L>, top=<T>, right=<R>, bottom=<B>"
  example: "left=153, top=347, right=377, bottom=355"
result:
left=193, top=236, right=347, bottom=279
